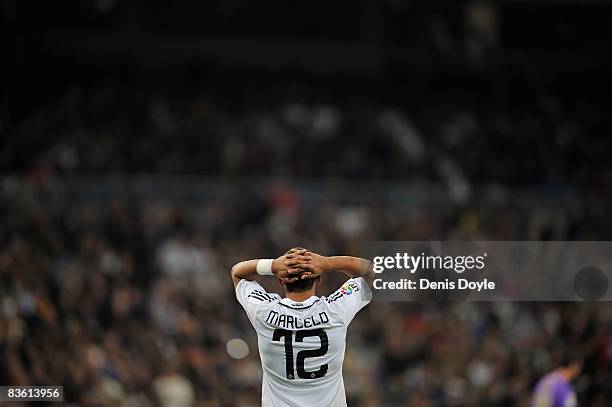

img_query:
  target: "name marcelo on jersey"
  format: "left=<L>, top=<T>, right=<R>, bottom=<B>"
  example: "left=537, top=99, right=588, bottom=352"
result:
left=265, top=310, right=330, bottom=329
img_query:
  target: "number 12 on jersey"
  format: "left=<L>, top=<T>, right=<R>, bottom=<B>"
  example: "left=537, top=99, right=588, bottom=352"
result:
left=272, top=329, right=329, bottom=380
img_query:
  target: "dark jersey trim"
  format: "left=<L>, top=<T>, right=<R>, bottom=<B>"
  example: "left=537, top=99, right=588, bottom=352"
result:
left=326, top=292, right=344, bottom=303
left=249, top=292, right=272, bottom=302
left=279, top=299, right=320, bottom=310
left=253, top=290, right=275, bottom=301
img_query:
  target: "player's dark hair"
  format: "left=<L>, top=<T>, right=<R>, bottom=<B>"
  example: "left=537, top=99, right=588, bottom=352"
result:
left=284, top=277, right=317, bottom=292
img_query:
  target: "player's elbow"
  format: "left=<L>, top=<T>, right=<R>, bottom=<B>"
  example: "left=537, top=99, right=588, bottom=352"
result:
left=230, top=262, right=243, bottom=287
left=231, top=262, right=240, bottom=279
left=231, top=261, right=248, bottom=280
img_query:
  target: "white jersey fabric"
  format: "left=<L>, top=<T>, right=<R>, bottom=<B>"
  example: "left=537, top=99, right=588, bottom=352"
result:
left=236, top=277, right=371, bottom=407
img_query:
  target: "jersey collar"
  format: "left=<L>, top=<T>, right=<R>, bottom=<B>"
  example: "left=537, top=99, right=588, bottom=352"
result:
left=279, top=296, right=320, bottom=309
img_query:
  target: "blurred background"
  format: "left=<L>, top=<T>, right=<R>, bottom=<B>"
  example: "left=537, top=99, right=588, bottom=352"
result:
left=1, top=0, right=612, bottom=405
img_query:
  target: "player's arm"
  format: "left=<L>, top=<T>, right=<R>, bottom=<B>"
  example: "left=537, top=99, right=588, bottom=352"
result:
left=230, top=258, right=279, bottom=287
left=324, top=256, right=374, bottom=283
left=231, top=250, right=312, bottom=287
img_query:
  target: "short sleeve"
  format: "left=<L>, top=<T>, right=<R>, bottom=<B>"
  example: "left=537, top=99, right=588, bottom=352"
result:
left=235, top=279, right=279, bottom=325
left=325, top=277, right=372, bottom=324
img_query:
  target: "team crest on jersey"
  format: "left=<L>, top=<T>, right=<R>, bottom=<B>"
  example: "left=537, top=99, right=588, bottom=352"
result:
left=340, top=281, right=359, bottom=296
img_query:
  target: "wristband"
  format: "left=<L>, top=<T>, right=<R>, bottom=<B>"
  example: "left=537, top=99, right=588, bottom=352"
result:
left=256, top=259, right=274, bottom=275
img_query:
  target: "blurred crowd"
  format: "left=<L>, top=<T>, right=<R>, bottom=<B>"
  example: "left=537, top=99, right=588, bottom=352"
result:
left=3, top=81, right=612, bottom=192
left=1, top=80, right=612, bottom=406
left=2, top=0, right=612, bottom=401
left=1, top=171, right=611, bottom=406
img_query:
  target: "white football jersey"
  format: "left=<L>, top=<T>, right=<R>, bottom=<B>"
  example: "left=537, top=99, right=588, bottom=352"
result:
left=236, top=277, right=371, bottom=407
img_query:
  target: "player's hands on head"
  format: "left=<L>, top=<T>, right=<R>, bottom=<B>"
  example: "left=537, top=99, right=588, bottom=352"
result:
left=283, top=248, right=312, bottom=279
left=274, top=248, right=312, bottom=283
left=284, top=248, right=328, bottom=280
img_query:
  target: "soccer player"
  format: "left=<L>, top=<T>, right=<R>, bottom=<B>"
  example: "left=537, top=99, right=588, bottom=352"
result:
left=530, top=355, right=582, bottom=407
left=232, top=248, right=373, bottom=407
